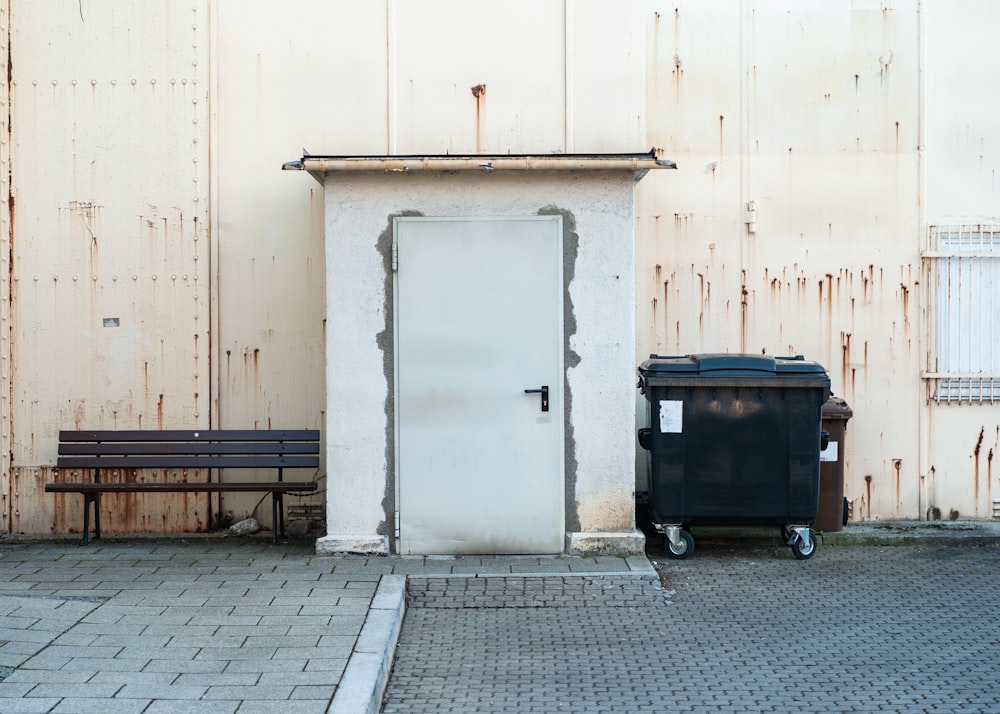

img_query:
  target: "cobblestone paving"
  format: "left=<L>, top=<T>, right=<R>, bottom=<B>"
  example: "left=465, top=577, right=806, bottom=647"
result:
left=382, top=541, right=1000, bottom=713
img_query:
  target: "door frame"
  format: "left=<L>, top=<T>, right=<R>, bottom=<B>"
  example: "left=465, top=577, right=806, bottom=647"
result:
left=391, top=215, right=566, bottom=554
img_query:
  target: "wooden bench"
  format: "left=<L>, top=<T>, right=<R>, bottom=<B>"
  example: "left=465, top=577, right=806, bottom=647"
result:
left=46, top=430, right=320, bottom=545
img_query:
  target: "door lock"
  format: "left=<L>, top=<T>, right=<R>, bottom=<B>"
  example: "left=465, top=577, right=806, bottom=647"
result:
left=524, top=385, right=549, bottom=412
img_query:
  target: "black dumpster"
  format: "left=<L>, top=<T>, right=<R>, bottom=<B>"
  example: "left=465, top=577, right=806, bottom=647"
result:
left=637, top=353, right=831, bottom=560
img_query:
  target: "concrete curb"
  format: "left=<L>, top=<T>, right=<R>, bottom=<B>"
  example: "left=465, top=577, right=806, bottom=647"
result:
left=328, top=574, right=406, bottom=714
left=822, top=520, right=1000, bottom=545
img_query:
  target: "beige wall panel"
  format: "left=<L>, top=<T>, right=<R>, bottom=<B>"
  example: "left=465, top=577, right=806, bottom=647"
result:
left=924, top=409, right=999, bottom=521
left=921, top=0, right=1000, bottom=522
left=645, top=3, right=742, bottom=155
left=637, top=2, right=925, bottom=520
left=635, top=164, right=744, bottom=356
left=9, top=1, right=210, bottom=533
left=742, top=153, right=922, bottom=521
left=390, top=0, right=566, bottom=154
left=925, top=0, right=1000, bottom=220
left=213, top=1, right=358, bottom=525
left=745, top=4, right=921, bottom=520
left=567, top=1, right=647, bottom=152
left=0, top=2, right=8, bottom=533
left=746, top=3, right=919, bottom=154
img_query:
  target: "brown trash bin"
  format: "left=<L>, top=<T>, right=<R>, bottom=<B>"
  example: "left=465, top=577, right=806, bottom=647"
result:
left=815, top=397, right=853, bottom=532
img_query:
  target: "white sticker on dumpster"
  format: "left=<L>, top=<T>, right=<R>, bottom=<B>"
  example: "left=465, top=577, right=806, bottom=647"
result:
left=659, top=400, right=683, bottom=433
left=820, top=441, right=839, bottom=462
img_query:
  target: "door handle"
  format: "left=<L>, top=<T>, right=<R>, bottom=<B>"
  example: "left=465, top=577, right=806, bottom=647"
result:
left=524, top=385, right=549, bottom=412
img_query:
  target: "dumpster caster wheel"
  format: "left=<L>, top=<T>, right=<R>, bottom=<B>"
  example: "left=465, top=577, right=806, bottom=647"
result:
left=666, top=529, right=694, bottom=560
left=790, top=531, right=817, bottom=560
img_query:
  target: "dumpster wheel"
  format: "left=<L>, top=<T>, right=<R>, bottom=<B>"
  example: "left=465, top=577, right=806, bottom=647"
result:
left=665, top=528, right=694, bottom=560
left=788, top=527, right=817, bottom=560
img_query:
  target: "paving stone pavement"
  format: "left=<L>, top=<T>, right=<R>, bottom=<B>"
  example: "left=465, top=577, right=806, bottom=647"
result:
left=0, top=538, right=377, bottom=713
left=382, top=538, right=1000, bottom=713
left=0, top=537, right=647, bottom=713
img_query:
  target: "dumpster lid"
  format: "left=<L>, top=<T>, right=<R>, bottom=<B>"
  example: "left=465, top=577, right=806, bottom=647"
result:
left=822, top=396, right=854, bottom=420
left=639, top=353, right=827, bottom=376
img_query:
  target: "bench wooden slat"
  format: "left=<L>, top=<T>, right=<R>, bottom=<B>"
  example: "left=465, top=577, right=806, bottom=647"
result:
left=46, top=482, right=317, bottom=493
left=58, top=429, right=320, bottom=442
left=59, top=442, right=319, bottom=456
left=56, top=455, right=319, bottom=470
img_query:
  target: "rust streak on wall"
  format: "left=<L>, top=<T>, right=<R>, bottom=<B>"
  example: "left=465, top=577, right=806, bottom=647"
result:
left=973, top=426, right=984, bottom=505
left=988, top=446, right=994, bottom=509
left=740, top=269, right=748, bottom=352
left=663, top=279, right=670, bottom=340
left=841, top=331, right=851, bottom=388
left=893, top=459, right=902, bottom=509
left=471, top=84, right=486, bottom=153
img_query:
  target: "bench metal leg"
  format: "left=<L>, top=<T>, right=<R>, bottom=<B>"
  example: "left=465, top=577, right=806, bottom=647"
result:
left=94, top=492, right=101, bottom=541
left=271, top=493, right=279, bottom=545
left=81, top=493, right=100, bottom=546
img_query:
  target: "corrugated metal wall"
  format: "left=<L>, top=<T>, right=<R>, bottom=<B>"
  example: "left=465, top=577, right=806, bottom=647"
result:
left=4, top=0, right=997, bottom=534
left=9, top=1, right=212, bottom=533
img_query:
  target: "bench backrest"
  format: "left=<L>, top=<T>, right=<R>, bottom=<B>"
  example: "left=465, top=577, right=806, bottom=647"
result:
left=57, top=430, right=320, bottom=470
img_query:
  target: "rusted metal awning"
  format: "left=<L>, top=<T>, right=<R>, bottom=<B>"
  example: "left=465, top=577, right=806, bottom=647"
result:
left=282, top=149, right=676, bottom=182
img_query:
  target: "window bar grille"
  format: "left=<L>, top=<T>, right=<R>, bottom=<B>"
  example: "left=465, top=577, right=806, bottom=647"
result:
left=927, top=225, right=1000, bottom=404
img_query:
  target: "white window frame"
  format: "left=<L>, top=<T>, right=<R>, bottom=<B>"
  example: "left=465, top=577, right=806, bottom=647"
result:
left=923, top=224, right=1000, bottom=403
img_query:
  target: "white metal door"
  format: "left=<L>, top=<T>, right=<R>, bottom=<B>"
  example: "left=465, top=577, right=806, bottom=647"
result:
left=395, top=216, right=564, bottom=554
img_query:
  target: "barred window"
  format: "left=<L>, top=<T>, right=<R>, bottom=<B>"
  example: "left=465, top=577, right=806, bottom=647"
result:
left=926, top=225, right=1000, bottom=403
